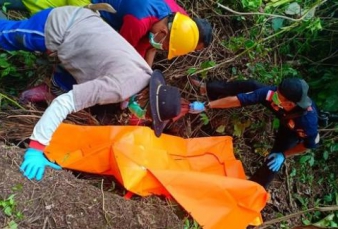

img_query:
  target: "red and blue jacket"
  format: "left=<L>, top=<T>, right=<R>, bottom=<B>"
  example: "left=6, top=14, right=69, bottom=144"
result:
left=92, top=0, right=187, bottom=57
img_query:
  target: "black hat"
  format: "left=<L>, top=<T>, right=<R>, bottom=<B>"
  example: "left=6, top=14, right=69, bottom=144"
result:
left=278, top=78, right=312, bottom=109
left=149, top=70, right=181, bottom=137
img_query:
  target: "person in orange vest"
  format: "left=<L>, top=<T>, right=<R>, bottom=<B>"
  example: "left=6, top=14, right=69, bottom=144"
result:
left=0, top=6, right=182, bottom=181
left=188, top=77, right=320, bottom=188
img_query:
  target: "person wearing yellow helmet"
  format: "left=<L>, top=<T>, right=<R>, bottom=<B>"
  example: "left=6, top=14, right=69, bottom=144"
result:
left=0, top=0, right=213, bottom=67
left=147, top=12, right=201, bottom=65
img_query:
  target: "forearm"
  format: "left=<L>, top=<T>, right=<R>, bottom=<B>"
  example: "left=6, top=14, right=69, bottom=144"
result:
left=284, top=142, right=308, bottom=158
left=145, top=48, right=156, bottom=67
left=30, top=91, right=76, bottom=147
left=208, top=96, right=241, bottom=109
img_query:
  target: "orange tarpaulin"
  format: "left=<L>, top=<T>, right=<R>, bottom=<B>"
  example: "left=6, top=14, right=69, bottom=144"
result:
left=45, top=123, right=268, bottom=229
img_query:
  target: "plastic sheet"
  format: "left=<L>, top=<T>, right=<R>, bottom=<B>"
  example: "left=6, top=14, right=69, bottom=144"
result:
left=45, top=123, right=268, bottom=229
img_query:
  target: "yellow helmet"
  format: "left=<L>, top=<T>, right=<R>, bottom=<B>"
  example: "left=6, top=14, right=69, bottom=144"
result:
left=168, top=13, right=199, bottom=60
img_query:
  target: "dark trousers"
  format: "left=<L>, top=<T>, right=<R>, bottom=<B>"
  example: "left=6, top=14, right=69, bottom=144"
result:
left=50, top=65, right=77, bottom=96
left=206, top=79, right=266, bottom=100
left=206, top=80, right=299, bottom=188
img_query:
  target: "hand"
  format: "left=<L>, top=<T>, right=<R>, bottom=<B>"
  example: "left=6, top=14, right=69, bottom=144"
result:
left=189, top=101, right=206, bottom=114
left=267, top=152, right=285, bottom=172
left=120, top=98, right=129, bottom=110
left=20, top=148, right=62, bottom=181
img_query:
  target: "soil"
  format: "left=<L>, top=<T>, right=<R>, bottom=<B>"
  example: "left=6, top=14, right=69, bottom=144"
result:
left=0, top=145, right=183, bottom=229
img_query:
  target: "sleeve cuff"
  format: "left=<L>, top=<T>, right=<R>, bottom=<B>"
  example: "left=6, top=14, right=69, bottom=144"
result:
left=29, top=140, right=46, bottom=151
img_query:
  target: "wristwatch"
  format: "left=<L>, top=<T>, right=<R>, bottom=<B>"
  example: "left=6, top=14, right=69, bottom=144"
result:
left=205, top=102, right=211, bottom=109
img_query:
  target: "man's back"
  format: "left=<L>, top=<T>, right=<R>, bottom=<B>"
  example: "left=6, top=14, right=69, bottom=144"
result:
left=45, top=6, right=152, bottom=110
left=93, top=0, right=186, bottom=31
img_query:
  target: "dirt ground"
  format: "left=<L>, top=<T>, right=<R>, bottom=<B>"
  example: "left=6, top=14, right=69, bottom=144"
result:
left=0, top=144, right=183, bottom=229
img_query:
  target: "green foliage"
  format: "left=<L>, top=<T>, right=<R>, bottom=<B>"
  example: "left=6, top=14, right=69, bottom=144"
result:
left=0, top=194, right=23, bottom=229
left=0, top=50, right=37, bottom=95
left=183, top=217, right=201, bottom=229
left=1, top=2, right=10, bottom=13
left=241, top=0, right=262, bottom=10
left=232, top=118, right=251, bottom=137
left=0, top=92, right=26, bottom=110
left=0, top=51, right=36, bottom=78
left=289, top=138, right=338, bottom=225
left=199, top=113, right=209, bottom=125
left=247, top=62, right=298, bottom=83
left=187, top=60, right=216, bottom=79
left=313, top=213, right=338, bottom=228
left=307, top=67, right=338, bottom=112
left=216, top=124, right=226, bottom=134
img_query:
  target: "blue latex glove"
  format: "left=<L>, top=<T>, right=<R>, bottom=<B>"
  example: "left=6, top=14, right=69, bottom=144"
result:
left=20, top=148, right=62, bottom=181
left=189, top=101, right=206, bottom=114
left=267, top=152, right=285, bottom=172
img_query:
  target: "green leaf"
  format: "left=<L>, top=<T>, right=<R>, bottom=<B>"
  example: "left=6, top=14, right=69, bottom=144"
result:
left=12, top=184, right=23, bottom=192
left=302, top=8, right=316, bottom=20
left=199, top=113, right=209, bottom=125
left=323, top=151, right=329, bottom=160
left=233, top=120, right=250, bottom=137
left=331, top=222, right=338, bottom=227
left=272, top=118, right=280, bottom=129
left=4, top=206, right=12, bottom=216
left=324, top=193, right=333, bottom=203
left=16, top=211, right=23, bottom=220
left=271, top=18, right=284, bottom=31
left=1, top=67, right=11, bottom=77
left=216, top=125, right=225, bottom=133
left=313, top=213, right=335, bottom=227
left=187, top=67, right=197, bottom=75
left=8, top=220, right=18, bottom=229
left=231, top=67, right=237, bottom=75
left=285, top=2, right=301, bottom=15
left=200, top=60, right=216, bottom=69
left=331, top=143, right=338, bottom=152
left=289, top=168, right=296, bottom=177
left=302, top=218, right=311, bottom=225
left=244, top=40, right=255, bottom=49
left=309, top=156, right=315, bottom=166
left=0, top=58, right=10, bottom=68
left=299, top=155, right=311, bottom=164
left=241, top=0, right=262, bottom=10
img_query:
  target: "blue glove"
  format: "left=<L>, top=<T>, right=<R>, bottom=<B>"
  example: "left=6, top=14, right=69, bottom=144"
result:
left=189, top=101, right=206, bottom=114
left=20, top=148, right=62, bottom=181
left=267, top=152, right=285, bottom=172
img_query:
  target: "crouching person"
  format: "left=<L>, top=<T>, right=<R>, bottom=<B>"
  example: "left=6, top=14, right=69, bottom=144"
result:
left=0, top=6, right=181, bottom=180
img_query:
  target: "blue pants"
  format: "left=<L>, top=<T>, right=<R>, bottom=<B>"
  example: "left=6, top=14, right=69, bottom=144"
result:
left=51, top=65, right=77, bottom=94
left=0, top=8, right=52, bottom=52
